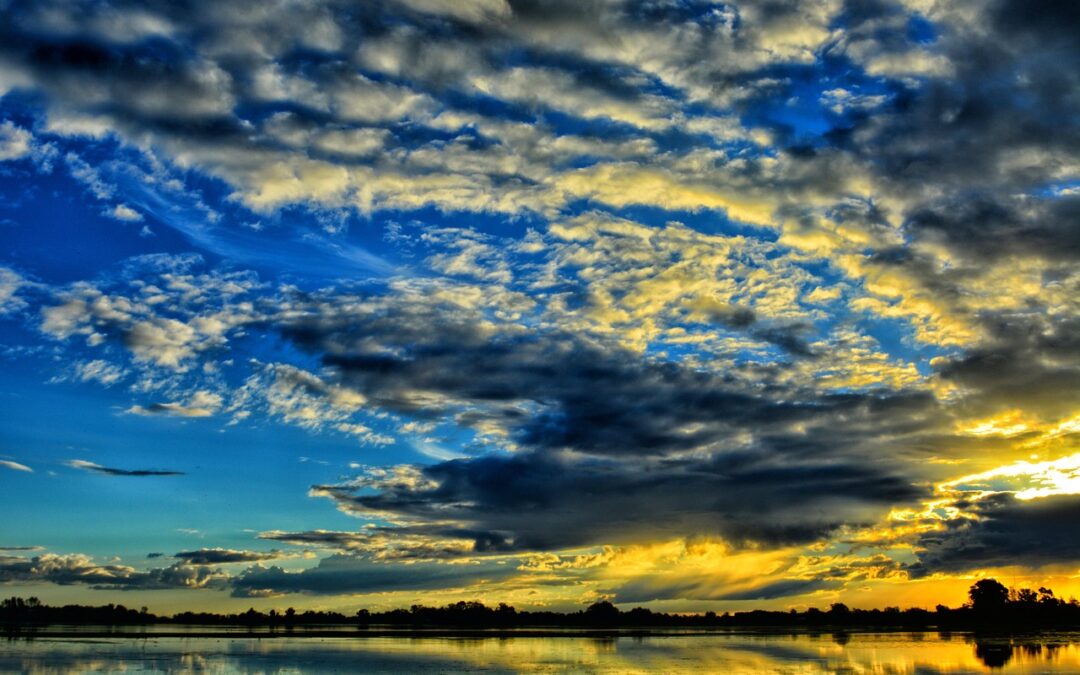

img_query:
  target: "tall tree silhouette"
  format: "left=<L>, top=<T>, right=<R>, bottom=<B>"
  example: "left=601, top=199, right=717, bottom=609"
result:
left=969, top=578, right=1009, bottom=613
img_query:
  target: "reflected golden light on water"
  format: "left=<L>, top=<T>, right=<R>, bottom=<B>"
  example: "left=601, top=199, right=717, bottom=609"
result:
left=7, top=632, right=1080, bottom=674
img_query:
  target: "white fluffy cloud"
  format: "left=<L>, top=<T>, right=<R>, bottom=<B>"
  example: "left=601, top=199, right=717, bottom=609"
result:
left=0, top=120, right=31, bottom=160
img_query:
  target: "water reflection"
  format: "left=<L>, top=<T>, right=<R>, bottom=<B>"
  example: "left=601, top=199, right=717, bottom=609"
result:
left=975, top=639, right=1015, bottom=668
left=4, top=630, right=1080, bottom=673
left=969, top=635, right=1074, bottom=670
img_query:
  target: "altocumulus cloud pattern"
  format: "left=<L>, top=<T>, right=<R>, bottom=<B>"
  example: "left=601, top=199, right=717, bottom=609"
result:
left=0, top=0, right=1078, bottom=612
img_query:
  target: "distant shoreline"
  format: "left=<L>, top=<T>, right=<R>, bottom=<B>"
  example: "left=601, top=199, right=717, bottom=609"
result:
left=6, top=625, right=1080, bottom=640
left=7, top=580, right=1080, bottom=635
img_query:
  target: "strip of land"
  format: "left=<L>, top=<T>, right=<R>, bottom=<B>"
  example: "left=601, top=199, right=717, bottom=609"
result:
left=4, top=578, right=1079, bottom=633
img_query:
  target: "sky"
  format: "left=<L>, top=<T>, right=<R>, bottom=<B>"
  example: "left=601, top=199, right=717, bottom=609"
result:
left=0, top=0, right=1078, bottom=615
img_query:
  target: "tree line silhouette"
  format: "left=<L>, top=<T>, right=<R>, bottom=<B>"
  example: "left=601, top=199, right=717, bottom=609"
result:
left=4, top=579, right=1079, bottom=630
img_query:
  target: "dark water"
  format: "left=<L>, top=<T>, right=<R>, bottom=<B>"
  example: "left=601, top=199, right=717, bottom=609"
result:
left=4, top=629, right=1080, bottom=673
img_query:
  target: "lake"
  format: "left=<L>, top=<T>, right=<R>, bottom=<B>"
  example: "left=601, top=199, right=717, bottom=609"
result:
left=4, top=629, right=1080, bottom=673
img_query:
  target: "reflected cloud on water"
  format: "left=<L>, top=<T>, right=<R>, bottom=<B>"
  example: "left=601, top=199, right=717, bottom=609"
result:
left=4, top=631, right=1080, bottom=673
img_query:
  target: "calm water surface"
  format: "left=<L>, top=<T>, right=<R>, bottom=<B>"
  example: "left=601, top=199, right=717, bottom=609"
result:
left=4, top=629, right=1080, bottom=673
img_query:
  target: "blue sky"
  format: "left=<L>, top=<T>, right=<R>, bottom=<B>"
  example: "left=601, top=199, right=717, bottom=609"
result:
left=1, top=0, right=1079, bottom=613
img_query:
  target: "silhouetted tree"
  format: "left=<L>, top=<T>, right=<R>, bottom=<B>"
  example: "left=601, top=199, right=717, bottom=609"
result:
left=584, top=601, right=620, bottom=625
left=1038, top=587, right=1056, bottom=605
left=1012, top=588, right=1038, bottom=605
left=969, top=578, right=1009, bottom=613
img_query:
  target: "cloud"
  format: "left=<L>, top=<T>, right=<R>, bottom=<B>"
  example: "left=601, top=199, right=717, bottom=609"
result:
left=907, top=194, right=1080, bottom=265
left=0, top=460, right=33, bottom=473
left=127, top=391, right=223, bottom=418
left=0, top=121, right=32, bottom=160
left=0, top=266, right=29, bottom=314
left=468, top=66, right=675, bottom=130
left=911, top=493, right=1080, bottom=575
left=612, top=550, right=904, bottom=603
left=0, top=553, right=227, bottom=590
left=65, top=459, right=184, bottom=477
left=280, top=289, right=940, bottom=455
left=107, top=204, right=143, bottom=222
left=258, top=530, right=371, bottom=550
left=932, top=312, right=1080, bottom=420
left=313, top=449, right=922, bottom=555
left=231, top=553, right=518, bottom=597
left=259, top=528, right=477, bottom=561
left=40, top=265, right=262, bottom=371
left=230, top=273, right=959, bottom=560
left=708, top=578, right=839, bottom=602
left=174, top=548, right=282, bottom=565
left=1, top=0, right=1079, bottom=599
left=0, top=0, right=847, bottom=223
left=73, top=359, right=125, bottom=386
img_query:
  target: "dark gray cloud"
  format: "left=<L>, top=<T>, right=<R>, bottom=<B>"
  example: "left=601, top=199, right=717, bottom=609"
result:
left=267, top=293, right=950, bottom=553
left=700, top=287, right=818, bottom=358
left=932, top=312, right=1080, bottom=419
left=316, top=450, right=922, bottom=553
left=910, top=493, right=1080, bottom=576
left=258, top=530, right=368, bottom=549
left=174, top=548, right=282, bottom=565
left=750, top=323, right=819, bottom=359
left=907, top=194, right=1080, bottom=265
left=286, top=302, right=943, bottom=458
left=706, top=303, right=758, bottom=329
left=66, top=459, right=184, bottom=476
left=863, top=2, right=1077, bottom=191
